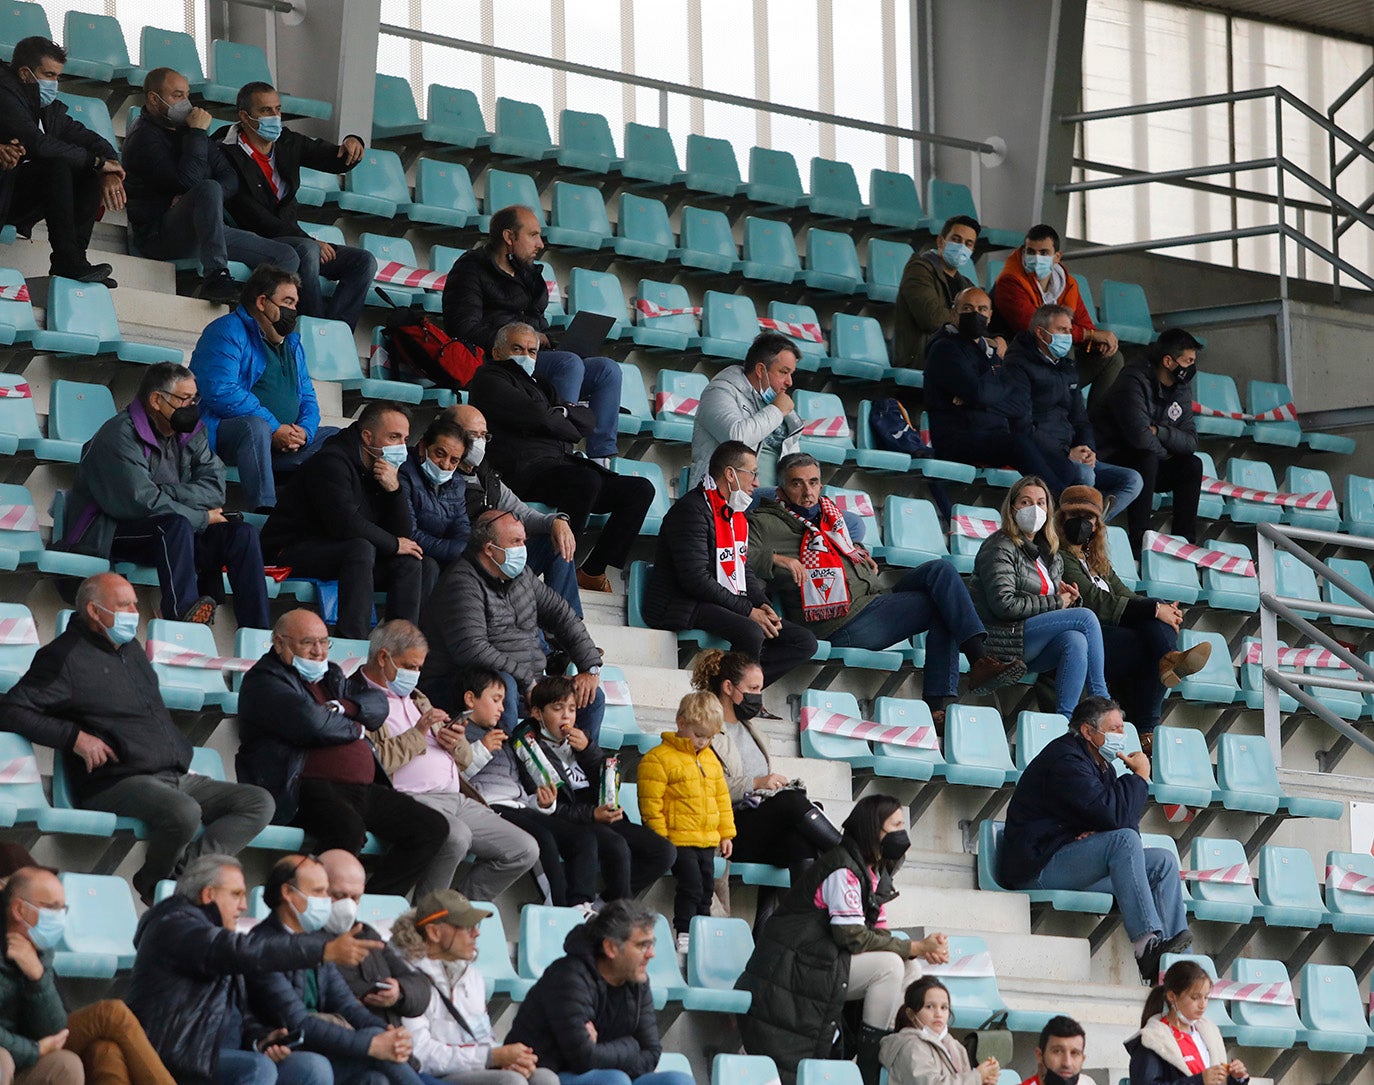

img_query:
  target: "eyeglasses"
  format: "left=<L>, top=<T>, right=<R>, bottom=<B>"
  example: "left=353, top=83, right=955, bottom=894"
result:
left=161, top=391, right=201, bottom=407
left=286, top=636, right=332, bottom=651
left=732, top=467, right=759, bottom=480
left=464, top=430, right=490, bottom=442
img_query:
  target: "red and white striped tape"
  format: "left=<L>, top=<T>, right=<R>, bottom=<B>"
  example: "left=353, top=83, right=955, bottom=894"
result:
left=829, top=493, right=875, bottom=519
left=1192, top=401, right=1298, bottom=424
left=602, top=679, right=631, bottom=706
left=1180, top=864, right=1252, bottom=885
left=635, top=298, right=701, bottom=319
left=1326, top=865, right=1374, bottom=895
left=924, top=951, right=995, bottom=977
left=1205, top=979, right=1294, bottom=1006
left=951, top=514, right=999, bottom=540
left=1244, top=643, right=1353, bottom=670
left=1201, top=476, right=1336, bottom=511
left=800, top=706, right=939, bottom=751
left=374, top=261, right=447, bottom=292
left=0, top=504, right=37, bottom=532
left=0, top=383, right=32, bottom=399
left=0, top=755, right=38, bottom=784
left=0, top=616, right=38, bottom=645
left=654, top=392, right=700, bottom=417
left=1144, top=532, right=1255, bottom=577
left=147, top=641, right=255, bottom=674
left=0, top=284, right=31, bottom=303
left=799, top=416, right=851, bottom=439
left=1163, top=804, right=1198, bottom=824
left=758, top=317, right=824, bottom=343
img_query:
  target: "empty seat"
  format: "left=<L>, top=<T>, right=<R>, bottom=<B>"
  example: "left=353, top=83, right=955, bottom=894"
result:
left=0, top=269, right=63, bottom=350
left=925, top=179, right=1022, bottom=247
left=0, top=374, right=37, bottom=457
left=1326, top=851, right=1374, bottom=935
left=0, top=601, right=37, bottom=691
left=691, top=292, right=758, bottom=361
left=800, top=689, right=875, bottom=769
left=1240, top=636, right=1298, bottom=712
left=798, top=1059, right=863, bottom=1085
left=545, top=182, right=613, bottom=250
left=741, top=217, right=800, bottom=284
left=1229, top=958, right=1300, bottom=1049
left=865, top=238, right=914, bottom=303
left=54, top=873, right=137, bottom=978
left=1273, top=549, right=1322, bottom=620
left=1015, top=712, right=1069, bottom=772
left=746, top=146, right=807, bottom=208
left=1152, top=726, right=1218, bottom=808
left=557, top=109, right=620, bottom=174
left=651, top=370, right=707, bottom=443
left=678, top=206, right=740, bottom=274
left=358, top=234, right=427, bottom=309
left=1105, top=526, right=1140, bottom=592
left=1258, top=846, right=1329, bottom=930
left=146, top=619, right=238, bottom=712
left=295, top=167, right=341, bottom=208
left=491, top=97, right=559, bottom=160
left=1325, top=557, right=1374, bottom=629
left=793, top=390, right=853, bottom=466
left=853, top=401, right=911, bottom=473
left=944, top=705, right=1015, bottom=788
left=615, top=194, right=679, bottom=263
left=339, top=150, right=414, bottom=218
left=483, top=170, right=544, bottom=223
left=1222, top=457, right=1283, bottom=525
left=0, top=732, right=114, bottom=836
left=371, top=74, right=424, bottom=138
left=412, top=159, right=478, bottom=227
left=808, top=157, right=864, bottom=220
left=614, top=362, right=653, bottom=436
left=685, top=134, right=745, bottom=197
left=517, top=905, right=585, bottom=980
left=1140, top=540, right=1203, bottom=604
left=712, top=1054, right=778, bottom=1085
left=882, top=497, right=950, bottom=569
left=1194, top=450, right=1225, bottom=520
left=803, top=229, right=863, bottom=294
left=206, top=40, right=331, bottom=118
left=63, top=11, right=134, bottom=82
left=683, top=916, right=752, bottom=1012
left=132, top=27, right=205, bottom=91
left=298, top=317, right=424, bottom=403
left=1299, top=965, right=1374, bottom=1052
left=939, top=934, right=1051, bottom=1032
left=0, top=484, right=108, bottom=578
left=0, top=1, right=50, bottom=59
left=1343, top=474, right=1374, bottom=537
left=1191, top=372, right=1247, bottom=438
left=868, top=696, right=946, bottom=781
left=424, top=85, right=492, bottom=148
left=867, top=169, right=925, bottom=230
left=978, top=820, right=1113, bottom=914
left=621, top=123, right=686, bottom=186
left=54, top=93, right=117, bottom=154
left=767, top=300, right=827, bottom=368
left=948, top=503, right=998, bottom=573
left=1249, top=379, right=1356, bottom=454
left=1097, top=280, right=1156, bottom=344
left=567, top=268, right=630, bottom=337
left=633, top=280, right=696, bottom=351
left=1201, top=541, right=1258, bottom=612
left=1187, top=837, right=1257, bottom=924
left=46, top=280, right=184, bottom=365
left=1284, top=465, right=1340, bottom=531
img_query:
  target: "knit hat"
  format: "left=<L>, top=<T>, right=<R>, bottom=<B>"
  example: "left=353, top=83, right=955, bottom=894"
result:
left=414, top=889, right=492, bottom=929
left=1058, top=485, right=1104, bottom=520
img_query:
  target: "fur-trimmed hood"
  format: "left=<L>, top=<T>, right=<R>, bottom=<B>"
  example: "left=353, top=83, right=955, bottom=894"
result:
left=1125, top=1014, right=1228, bottom=1074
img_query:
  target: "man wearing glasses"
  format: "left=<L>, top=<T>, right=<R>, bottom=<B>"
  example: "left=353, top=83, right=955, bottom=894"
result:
left=62, top=361, right=270, bottom=628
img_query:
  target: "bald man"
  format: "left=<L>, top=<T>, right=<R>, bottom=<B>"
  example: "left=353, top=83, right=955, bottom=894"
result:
left=236, top=610, right=449, bottom=897
left=0, top=574, right=272, bottom=902
left=922, top=287, right=1078, bottom=496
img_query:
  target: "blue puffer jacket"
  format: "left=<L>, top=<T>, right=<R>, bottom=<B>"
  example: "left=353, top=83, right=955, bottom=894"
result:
left=398, top=448, right=470, bottom=566
left=189, top=306, right=321, bottom=452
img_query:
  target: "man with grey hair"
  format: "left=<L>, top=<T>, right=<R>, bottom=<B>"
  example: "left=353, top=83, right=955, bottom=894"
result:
left=356, top=620, right=539, bottom=899
left=127, top=854, right=384, bottom=1085
left=61, top=360, right=270, bottom=628
left=1, top=574, right=274, bottom=903
left=1004, top=303, right=1142, bottom=520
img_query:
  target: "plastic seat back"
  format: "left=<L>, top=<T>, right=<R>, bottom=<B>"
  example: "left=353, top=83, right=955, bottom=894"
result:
left=1327, top=850, right=1374, bottom=923
left=882, top=497, right=949, bottom=565
left=1325, top=557, right=1374, bottom=628
left=48, top=279, right=121, bottom=346
left=0, top=374, right=37, bottom=450
left=63, top=12, right=130, bottom=80
left=833, top=317, right=888, bottom=368
left=559, top=109, right=618, bottom=170
left=1344, top=474, right=1374, bottom=535
left=1141, top=833, right=1191, bottom=908
left=1285, top=464, right=1340, bottom=528
left=622, top=122, right=682, bottom=180
left=1189, top=837, right=1259, bottom=912
left=298, top=316, right=364, bottom=382
left=618, top=194, right=676, bottom=251
left=747, top=146, right=805, bottom=206
left=0, top=1, right=50, bottom=53
left=699, top=291, right=759, bottom=346
left=0, top=483, right=45, bottom=557
left=1274, top=550, right=1321, bottom=615
left=1098, top=280, right=1156, bottom=341
left=794, top=390, right=852, bottom=464
left=713, top=1054, right=780, bottom=1085
left=867, top=169, right=924, bottom=228
left=425, top=85, right=490, bottom=145
left=800, top=689, right=874, bottom=766
left=468, top=900, right=521, bottom=991
left=654, top=370, right=708, bottom=419
left=941, top=934, right=1008, bottom=1027
left=1202, top=541, right=1258, bottom=611
left=1216, top=733, right=1281, bottom=808
left=822, top=486, right=881, bottom=547
left=809, top=157, right=864, bottom=219
left=1300, top=965, right=1373, bottom=1043
left=1106, top=526, right=1139, bottom=591
left=139, top=27, right=205, bottom=85
left=210, top=39, right=272, bottom=88
left=356, top=894, right=410, bottom=934
left=1248, top=380, right=1303, bottom=444
left=925, top=178, right=979, bottom=223
left=679, top=206, right=738, bottom=263
left=612, top=459, right=670, bottom=531
left=567, top=268, right=628, bottom=333
left=687, top=916, right=752, bottom=990
left=636, top=280, right=697, bottom=337
left=742, top=216, right=800, bottom=275
left=1260, top=846, right=1327, bottom=917
left=550, top=181, right=612, bottom=243
left=55, top=93, right=117, bottom=154
left=1153, top=725, right=1219, bottom=801
left=946, top=705, right=1014, bottom=775
left=1158, top=954, right=1234, bottom=1028
left=483, top=169, right=544, bottom=222
left=344, top=149, right=411, bottom=209
left=0, top=601, right=38, bottom=684
left=0, top=267, right=39, bottom=339
left=866, top=238, right=914, bottom=296
left=147, top=619, right=232, bottom=702
left=60, top=872, right=136, bottom=963
left=0, top=731, right=48, bottom=813
left=769, top=301, right=826, bottom=358
left=1192, top=372, right=1245, bottom=430
left=517, top=905, right=585, bottom=979
left=360, top=233, right=421, bottom=271
left=1015, top=712, right=1068, bottom=771
left=494, top=97, right=555, bottom=155
left=684, top=134, right=743, bottom=194
left=372, top=74, right=421, bottom=131
left=1230, top=958, right=1301, bottom=1037
left=976, top=819, right=1010, bottom=891
left=1071, top=274, right=1098, bottom=321
left=415, top=160, right=479, bottom=220
left=1177, top=630, right=1239, bottom=704
left=869, top=696, right=945, bottom=774
left=805, top=229, right=862, bottom=289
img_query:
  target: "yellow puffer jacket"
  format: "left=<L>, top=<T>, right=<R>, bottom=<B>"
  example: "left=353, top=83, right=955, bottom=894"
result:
left=637, top=733, right=737, bottom=849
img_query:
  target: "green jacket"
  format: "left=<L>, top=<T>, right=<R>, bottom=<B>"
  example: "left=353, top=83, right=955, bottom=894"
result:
left=893, top=251, right=974, bottom=370
left=746, top=500, right=882, bottom=639
left=1059, top=549, right=1157, bottom=627
left=0, top=945, right=67, bottom=1069
left=968, top=531, right=1066, bottom=658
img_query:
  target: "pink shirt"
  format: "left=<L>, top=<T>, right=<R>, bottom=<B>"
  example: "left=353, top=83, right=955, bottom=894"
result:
left=365, top=674, right=463, bottom=794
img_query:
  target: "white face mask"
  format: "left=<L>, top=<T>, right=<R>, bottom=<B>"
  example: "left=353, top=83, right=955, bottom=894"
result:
left=725, top=471, right=752, bottom=513
left=920, top=1024, right=950, bottom=1043
left=463, top=437, right=486, bottom=468
left=323, top=896, right=359, bottom=936
left=1014, top=504, right=1048, bottom=535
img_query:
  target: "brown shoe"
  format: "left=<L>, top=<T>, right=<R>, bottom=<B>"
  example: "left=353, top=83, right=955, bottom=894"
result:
left=577, top=569, right=613, bottom=593
left=930, top=708, right=947, bottom=736
left=968, top=655, right=1027, bottom=695
left=1159, top=642, right=1212, bottom=687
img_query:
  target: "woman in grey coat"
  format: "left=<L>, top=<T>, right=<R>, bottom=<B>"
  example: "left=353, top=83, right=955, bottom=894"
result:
left=967, top=475, right=1109, bottom=715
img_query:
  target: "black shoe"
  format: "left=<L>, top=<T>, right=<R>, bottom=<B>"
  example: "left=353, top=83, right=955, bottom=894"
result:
left=52, top=261, right=114, bottom=285
left=1137, top=935, right=1165, bottom=984
left=1161, top=929, right=1194, bottom=956
left=195, top=269, right=240, bottom=305
left=756, top=706, right=783, bottom=721
left=178, top=595, right=217, bottom=625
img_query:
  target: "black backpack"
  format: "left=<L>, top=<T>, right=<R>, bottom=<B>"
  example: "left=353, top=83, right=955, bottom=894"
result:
left=869, top=397, right=933, bottom=458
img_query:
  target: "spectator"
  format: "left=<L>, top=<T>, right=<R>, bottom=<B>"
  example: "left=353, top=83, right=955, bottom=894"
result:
left=320, top=849, right=432, bottom=1027
left=992, top=224, right=1123, bottom=415
left=879, top=976, right=1000, bottom=1085
left=0, top=37, right=120, bottom=286
left=389, top=891, right=557, bottom=1085
left=1, top=573, right=272, bottom=903
left=236, top=608, right=450, bottom=897
left=637, top=692, right=734, bottom=951
left=190, top=265, right=337, bottom=511
left=356, top=621, right=539, bottom=901
left=1001, top=697, right=1191, bottom=983
left=63, top=362, right=270, bottom=629
left=121, top=67, right=256, bottom=305
left=738, top=795, right=950, bottom=1085
left=212, top=81, right=376, bottom=329
left=126, top=854, right=382, bottom=1085
left=441, top=206, right=622, bottom=466
left=1127, top=961, right=1248, bottom=1085
left=1055, top=486, right=1211, bottom=747
left=1020, top=1015, right=1096, bottom=1085
left=747, top=452, right=1025, bottom=724
left=506, top=900, right=691, bottom=1085
left=244, top=855, right=422, bottom=1085
left=968, top=476, right=1109, bottom=716
left=443, top=403, right=581, bottom=616
left=644, top=442, right=817, bottom=688
left=467, top=322, right=649, bottom=594
left=261, top=401, right=424, bottom=639
left=0, top=866, right=178, bottom=1085
left=924, top=289, right=1077, bottom=496
left=1004, top=304, right=1142, bottom=520
left=397, top=417, right=469, bottom=596
left=689, top=333, right=802, bottom=489
left=893, top=215, right=987, bottom=372
left=1089, top=329, right=1205, bottom=556
left=418, top=509, right=604, bottom=744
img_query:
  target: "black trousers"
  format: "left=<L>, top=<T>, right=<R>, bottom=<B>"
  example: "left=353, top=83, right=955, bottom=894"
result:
left=273, top=536, right=423, bottom=639
left=515, top=460, right=654, bottom=573
left=292, top=779, right=450, bottom=897
left=689, top=602, right=818, bottom=687
left=593, top=817, right=677, bottom=900
left=671, top=845, right=717, bottom=934
left=1102, top=619, right=1178, bottom=733
left=495, top=805, right=595, bottom=906
left=730, top=788, right=826, bottom=867
left=1108, top=448, right=1204, bottom=554
left=7, top=158, right=101, bottom=270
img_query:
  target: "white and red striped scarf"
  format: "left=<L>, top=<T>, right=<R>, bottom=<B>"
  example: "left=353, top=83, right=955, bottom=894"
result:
left=781, top=498, right=860, bottom=622
left=703, top=479, right=749, bottom=596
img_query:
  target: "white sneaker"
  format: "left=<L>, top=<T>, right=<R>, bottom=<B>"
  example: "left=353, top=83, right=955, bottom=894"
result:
left=676, top=932, right=690, bottom=954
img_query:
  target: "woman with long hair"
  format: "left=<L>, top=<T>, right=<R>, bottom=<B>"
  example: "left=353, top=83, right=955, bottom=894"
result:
left=880, top=976, right=1000, bottom=1085
left=967, top=475, right=1109, bottom=715
left=1126, top=960, right=1249, bottom=1085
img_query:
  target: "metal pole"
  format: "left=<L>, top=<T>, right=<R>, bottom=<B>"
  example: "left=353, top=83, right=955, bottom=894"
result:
left=1061, top=225, right=1278, bottom=260
left=1273, top=97, right=1293, bottom=388
left=1257, top=523, right=1281, bottom=766
left=1052, top=157, right=1280, bottom=194
left=1059, top=85, right=1277, bottom=124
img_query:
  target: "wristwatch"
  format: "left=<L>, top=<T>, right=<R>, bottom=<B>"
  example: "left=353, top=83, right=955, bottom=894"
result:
left=586, top=666, right=602, bottom=676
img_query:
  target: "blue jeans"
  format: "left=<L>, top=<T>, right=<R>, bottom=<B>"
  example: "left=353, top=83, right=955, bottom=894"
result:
left=216, top=416, right=338, bottom=509
left=132, top=179, right=288, bottom=279
left=1028, top=827, right=1188, bottom=942
left=1068, top=459, right=1144, bottom=522
left=497, top=670, right=604, bottom=747
left=527, top=531, right=583, bottom=617
left=535, top=350, right=621, bottom=459
left=277, top=1054, right=333, bottom=1085
left=216, top=1049, right=277, bottom=1085
left=1022, top=608, right=1108, bottom=715
left=558, top=1072, right=694, bottom=1085
left=828, top=561, right=984, bottom=698
left=747, top=487, right=865, bottom=543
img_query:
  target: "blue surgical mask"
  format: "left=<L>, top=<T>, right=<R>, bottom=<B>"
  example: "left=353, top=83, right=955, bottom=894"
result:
left=421, top=457, right=454, bottom=486
left=379, top=444, right=408, bottom=467
left=23, top=901, right=66, bottom=951
left=96, top=604, right=139, bottom=646
left=35, top=78, right=58, bottom=107
left=942, top=241, right=972, bottom=270
left=388, top=666, right=420, bottom=699
left=291, top=887, right=332, bottom=933
left=1047, top=332, right=1074, bottom=359
left=253, top=114, right=283, bottom=142
left=512, top=354, right=536, bottom=377
left=1022, top=252, right=1055, bottom=278
left=1098, top=730, right=1126, bottom=758
left=760, top=385, right=777, bottom=405
left=495, top=543, right=527, bottom=579
left=292, top=655, right=329, bottom=683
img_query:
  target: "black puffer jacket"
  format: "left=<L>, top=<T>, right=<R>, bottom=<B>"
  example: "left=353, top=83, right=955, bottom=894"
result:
left=506, top=923, right=660, bottom=1077
left=923, top=326, right=1024, bottom=450
left=122, top=113, right=240, bottom=237
left=1004, top=331, right=1094, bottom=456
left=1090, top=359, right=1198, bottom=462
left=441, top=247, right=549, bottom=352
left=126, top=896, right=330, bottom=1085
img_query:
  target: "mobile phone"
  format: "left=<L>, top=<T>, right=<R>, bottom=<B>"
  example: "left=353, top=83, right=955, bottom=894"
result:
left=372, top=980, right=391, bottom=992
left=222, top=511, right=244, bottom=523
left=285, top=1030, right=306, bottom=1050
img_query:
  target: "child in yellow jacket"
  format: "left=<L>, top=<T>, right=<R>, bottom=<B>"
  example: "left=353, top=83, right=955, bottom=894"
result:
left=638, top=691, right=737, bottom=950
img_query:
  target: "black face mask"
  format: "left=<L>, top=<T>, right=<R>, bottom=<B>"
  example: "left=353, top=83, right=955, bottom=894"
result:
left=879, top=829, right=911, bottom=863
left=271, top=303, right=299, bottom=338
left=1172, top=363, right=1197, bottom=384
left=168, top=403, right=200, bottom=434
left=1042, top=1070, right=1080, bottom=1085
left=735, top=691, right=765, bottom=722
left=1063, top=516, right=1094, bottom=547
left=957, top=311, right=989, bottom=340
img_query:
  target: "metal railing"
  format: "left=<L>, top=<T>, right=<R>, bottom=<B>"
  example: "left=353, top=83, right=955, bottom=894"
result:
left=1255, top=522, right=1374, bottom=773
left=1328, top=62, right=1374, bottom=302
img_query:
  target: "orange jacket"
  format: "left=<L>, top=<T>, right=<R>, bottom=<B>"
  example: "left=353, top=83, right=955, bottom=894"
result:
left=993, top=246, right=1097, bottom=344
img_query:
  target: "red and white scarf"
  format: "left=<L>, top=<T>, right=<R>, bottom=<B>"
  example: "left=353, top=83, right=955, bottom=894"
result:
left=703, top=479, right=749, bottom=595
left=783, top=497, right=861, bottom=622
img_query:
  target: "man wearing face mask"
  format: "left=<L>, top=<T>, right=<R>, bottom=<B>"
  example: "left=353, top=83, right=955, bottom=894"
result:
left=645, top=442, right=817, bottom=688
left=62, top=362, right=271, bottom=629
left=1000, top=696, right=1191, bottom=984
left=0, top=573, right=274, bottom=903
left=244, top=855, right=423, bottom=1085
left=262, top=401, right=426, bottom=639
left=212, top=81, right=376, bottom=330
left=1021, top=1016, right=1096, bottom=1085
left=1004, top=303, right=1143, bottom=521
left=1089, top=328, right=1206, bottom=555
left=191, top=265, right=337, bottom=512
left=237, top=609, right=451, bottom=897
left=0, top=37, right=121, bottom=286
left=122, top=67, right=267, bottom=305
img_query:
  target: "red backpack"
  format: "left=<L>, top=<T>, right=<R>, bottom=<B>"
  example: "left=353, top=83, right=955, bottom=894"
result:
left=380, top=311, right=485, bottom=390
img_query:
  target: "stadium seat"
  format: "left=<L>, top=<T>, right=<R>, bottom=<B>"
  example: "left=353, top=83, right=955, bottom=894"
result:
left=865, top=238, right=914, bottom=303
left=540, top=262, right=567, bottom=327
left=808, top=158, right=865, bottom=221
left=46, top=278, right=184, bottom=364
left=678, top=206, right=741, bottom=274
left=621, top=123, right=686, bottom=186
left=0, top=484, right=107, bottom=578
left=1298, top=965, right=1374, bottom=1052
left=690, top=292, right=758, bottom=361
left=1325, top=851, right=1374, bottom=935
left=1105, top=526, right=1140, bottom=591
left=557, top=109, right=621, bottom=174
left=1140, top=542, right=1203, bottom=604
left=868, top=697, right=946, bottom=782
left=1187, top=837, right=1257, bottom=924
left=1152, top=726, right=1219, bottom=807
left=339, top=150, right=414, bottom=219
left=54, top=873, right=137, bottom=978
left=1194, top=451, right=1225, bottom=520
left=483, top=169, right=545, bottom=224
left=684, top=134, right=746, bottom=197
left=1273, top=550, right=1322, bottom=620
left=712, top=1055, right=778, bottom=1085
left=63, top=11, right=134, bottom=82
left=657, top=1054, right=692, bottom=1076
left=592, top=664, right=653, bottom=753
left=205, top=40, right=331, bottom=118
left=0, top=374, right=38, bottom=458
left=146, top=619, right=239, bottom=712
left=948, top=503, right=997, bottom=572
left=295, top=168, right=341, bottom=208
left=803, top=229, right=863, bottom=294
left=1240, top=636, right=1298, bottom=713
left=941, top=934, right=1051, bottom=1032
left=1139, top=833, right=1196, bottom=915
left=1257, top=846, right=1329, bottom=929
left=1283, top=465, right=1340, bottom=531
left=1157, top=953, right=1236, bottom=1033
left=132, top=27, right=206, bottom=92
left=1250, top=380, right=1356, bottom=454
left=651, top=369, right=707, bottom=443
left=424, top=85, right=493, bottom=149
left=615, top=361, right=653, bottom=436
left=821, top=485, right=884, bottom=558
left=1215, top=733, right=1283, bottom=815
left=1015, top=712, right=1068, bottom=773
left=545, top=182, right=614, bottom=250
left=469, top=900, right=530, bottom=999
left=747, top=146, right=807, bottom=209
left=798, top=1059, right=862, bottom=1085
left=882, top=496, right=951, bottom=568
left=639, top=914, right=690, bottom=1008
left=1325, top=557, right=1374, bottom=629
left=633, top=280, right=696, bottom=351
left=683, top=916, right=752, bottom=1012
left=615, top=194, right=679, bottom=263
left=801, top=689, right=875, bottom=768
left=187, top=748, right=307, bottom=852
left=0, top=1, right=50, bottom=60
left=1343, top=475, right=1374, bottom=536
left=371, top=74, right=424, bottom=138
left=517, top=905, right=585, bottom=980
left=741, top=217, right=801, bottom=284
left=1096, top=280, right=1156, bottom=344
left=978, top=820, right=1113, bottom=914
left=944, top=705, right=1015, bottom=788
left=793, top=391, right=854, bottom=465
left=298, top=317, right=424, bottom=403
left=359, top=234, right=427, bottom=310
left=768, top=300, right=827, bottom=369
left=491, top=97, right=559, bottom=161
left=1201, top=541, right=1258, bottom=612
left=867, top=169, right=926, bottom=230
left=54, top=93, right=117, bottom=155
left=1222, top=457, right=1283, bottom=525
left=1191, top=372, right=1247, bottom=438
left=611, top=459, right=669, bottom=536
left=924, top=180, right=1021, bottom=248
left=0, top=601, right=37, bottom=692
left=0, top=732, right=117, bottom=836
left=567, top=269, right=630, bottom=337
left=0, top=268, right=68, bottom=350
left=852, top=401, right=912, bottom=473
left=413, top=159, right=478, bottom=227
left=1229, top=958, right=1300, bottom=1049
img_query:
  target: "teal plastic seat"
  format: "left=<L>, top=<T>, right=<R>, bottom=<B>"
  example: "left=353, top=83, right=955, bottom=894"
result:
left=684, top=134, right=745, bottom=197
left=651, top=370, right=707, bottom=443
left=371, top=74, right=423, bottom=138
left=1191, top=372, right=1247, bottom=438
left=611, top=459, right=669, bottom=536
left=53, top=873, right=137, bottom=978
left=146, top=620, right=234, bottom=712
left=62, top=11, right=134, bottom=82
left=713, top=1054, right=778, bottom=1085
left=747, top=146, right=807, bottom=208
left=678, top=206, right=740, bottom=274
left=657, top=1054, right=692, bottom=1076
left=614, top=361, right=653, bottom=436
left=567, top=268, right=629, bottom=337
left=0, top=601, right=37, bottom=691
left=1015, top=712, right=1068, bottom=772
left=1152, top=726, right=1218, bottom=808
left=1195, top=451, right=1225, bottom=520
left=0, top=374, right=37, bottom=457
left=1250, top=379, right=1354, bottom=453
left=1284, top=465, right=1340, bottom=530
left=1070, top=273, right=1097, bottom=320
left=1215, top=733, right=1280, bottom=814
left=978, top=820, right=1113, bottom=913
left=1325, top=557, right=1374, bottom=629
left=683, top=916, right=752, bottom=1012
left=1299, top=965, right=1374, bottom=1052
left=1187, top=837, right=1257, bottom=924
left=615, top=194, right=678, bottom=263
left=690, top=291, right=757, bottom=361
left=358, top=234, right=425, bottom=309
left=539, top=262, right=567, bottom=328
left=793, top=390, right=853, bottom=465
left=1343, top=474, right=1374, bottom=537
left=1104, top=526, right=1139, bottom=592
left=1140, top=541, right=1202, bottom=604
left=545, top=182, right=613, bottom=250
left=1240, top=636, right=1297, bottom=712
left=592, top=664, right=654, bottom=753
left=803, top=229, right=863, bottom=294
left=298, top=316, right=423, bottom=403
left=1274, top=550, right=1322, bottom=620
left=132, top=27, right=205, bottom=92
left=1326, top=851, right=1374, bottom=935
left=55, top=93, right=117, bottom=155
left=468, top=900, right=531, bottom=999
left=798, top=1059, right=863, bottom=1085
left=413, top=159, right=478, bottom=227
left=0, top=268, right=65, bottom=350
left=882, top=497, right=949, bottom=568
left=1223, top=457, right=1283, bottom=524
left=421, top=85, right=491, bottom=148
left=47, top=279, right=184, bottom=364
left=800, top=689, right=875, bottom=768
left=295, top=168, right=340, bottom=208
left=768, top=300, right=827, bottom=369
left=1229, top=958, right=1300, bottom=1048
left=808, top=158, right=864, bottom=220
left=483, top=169, right=544, bottom=223
left=867, top=169, right=925, bottom=229
left=870, top=697, right=946, bottom=782
left=1202, top=541, right=1257, bottom=612
left=740, top=217, right=800, bottom=284
left=206, top=40, right=331, bottom=118
left=0, top=484, right=107, bottom=578
left=1097, top=279, right=1156, bottom=344
left=942, top=934, right=1050, bottom=1032
left=822, top=485, right=884, bottom=558
left=557, top=109, right=620, bottom=174
left=1158, top=954, right=1236, bottom=1033
left=517, top=905, right=585, bottom=980
left=0, top=1, right=49, bottom=59
left=621, top=123, right=685, bottom=186
left=925, top=179, right=1021, bottom=247
left=1258, top=846, right=1329, bottom=930
left=865, top=238, right=914, bottom=303
left=491, top=97, right=559, bottom=160
left=1141, top=833, right=1194, bottom=915
left=632, top=280, right=695, bottom=351
left=945, top=705, right=1014, bottom=788
left=643, top=913, right=689, bottom=1007
left=0, top=732, right=112, bottom=835
left=948, top=503, right=997, bottom=573
left=188, top=747, right=306, bottom=852
left=339, top=149, right=415, bottom=218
